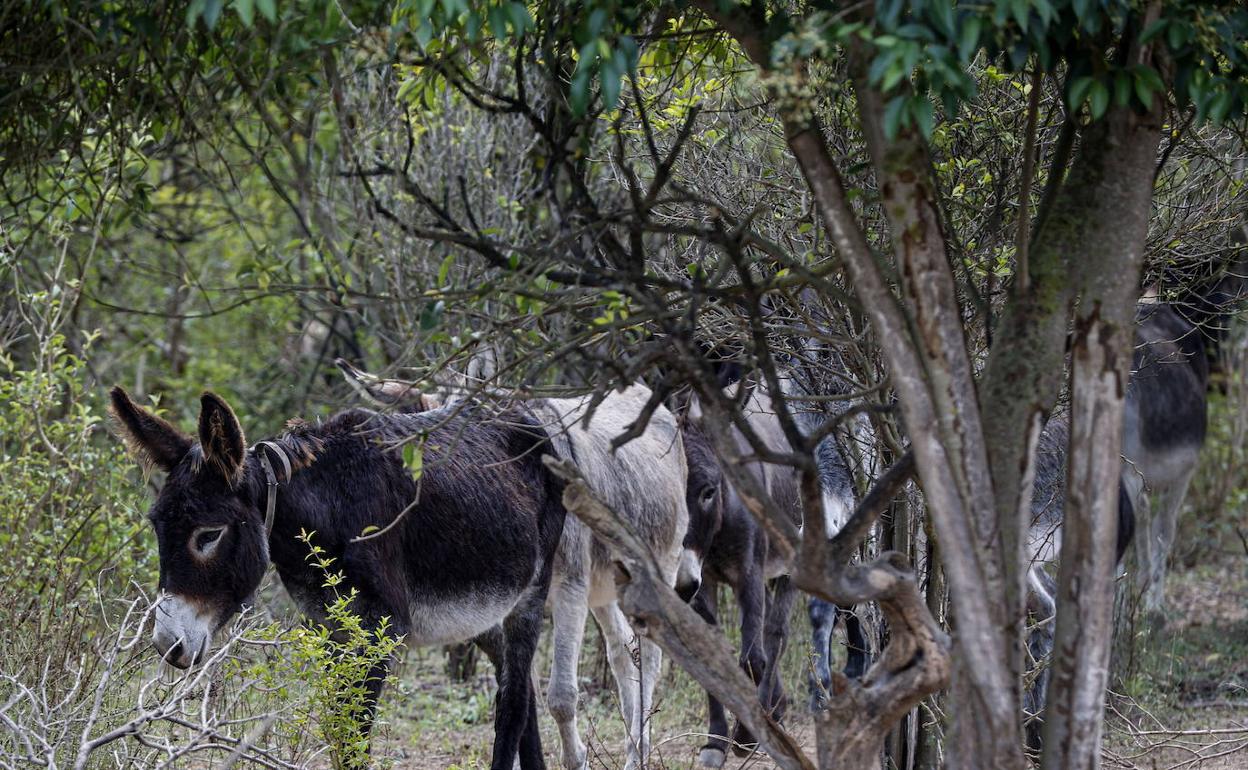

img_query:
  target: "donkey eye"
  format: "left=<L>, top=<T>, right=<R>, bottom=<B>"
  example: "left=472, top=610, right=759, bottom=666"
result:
left=191, top=526, right=226, bottom=556
left=699, top=487, right=717, bottom=506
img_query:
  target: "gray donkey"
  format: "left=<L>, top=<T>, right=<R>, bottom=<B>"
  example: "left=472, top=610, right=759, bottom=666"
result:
left=1127, top=239, right=1245, bottom=611
left=679, top=368, right=876, bottom=768
left=1021, top=414, right=1137, bottom=751
left=336, top=360, right=690, bottom=770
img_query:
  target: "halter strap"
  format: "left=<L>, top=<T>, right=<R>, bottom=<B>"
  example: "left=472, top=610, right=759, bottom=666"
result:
left=251, top=441, right=292, bottom=537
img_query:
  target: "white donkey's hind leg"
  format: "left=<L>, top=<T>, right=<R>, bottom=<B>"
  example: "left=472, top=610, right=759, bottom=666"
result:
left=1143, top=467, right=1197, bottom=613
left=593, top=602, right=650, bottom=770
left=547, top=577, right=590, bottom=770
left=638, top=635, right=663, bottom=767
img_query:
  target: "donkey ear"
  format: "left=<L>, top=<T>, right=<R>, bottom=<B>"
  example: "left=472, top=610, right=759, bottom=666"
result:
left=109, top=386, right=193, bottom=474
left=198, top=392, right=247, bottom=485
left=335, top=358, right=433, bottom=412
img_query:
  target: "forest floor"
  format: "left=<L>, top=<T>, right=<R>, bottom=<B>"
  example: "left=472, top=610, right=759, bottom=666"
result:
left=361, top=550, right=1248, bottom=770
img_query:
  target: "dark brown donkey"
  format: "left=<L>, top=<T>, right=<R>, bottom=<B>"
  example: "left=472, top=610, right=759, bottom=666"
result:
left=109, top=387, right=565, bottom=770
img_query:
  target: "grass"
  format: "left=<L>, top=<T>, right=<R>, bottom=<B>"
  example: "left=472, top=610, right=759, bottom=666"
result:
left=372, top=588, right=832, bottom=770
left=360, top=551, right=1248, bottom=770
left=1104, top=558, right=1248, bottom=769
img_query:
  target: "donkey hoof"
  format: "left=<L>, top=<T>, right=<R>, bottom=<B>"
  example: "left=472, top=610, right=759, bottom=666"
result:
left=697, top=747, right=726, bottom=769
left=732, top=742, right=759, bottom=758
left=731, top=723, right=759, bottom=757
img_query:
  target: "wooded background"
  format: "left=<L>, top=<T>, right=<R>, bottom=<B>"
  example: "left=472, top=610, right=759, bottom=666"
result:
left=2, top=1, right=1247, bottom=768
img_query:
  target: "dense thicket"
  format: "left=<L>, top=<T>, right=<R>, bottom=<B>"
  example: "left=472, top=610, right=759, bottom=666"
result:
left=2, top=2, right=1246, bottom=767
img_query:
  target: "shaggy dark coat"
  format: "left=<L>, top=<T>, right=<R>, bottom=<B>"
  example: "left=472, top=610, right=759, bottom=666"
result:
left=111, top=389, right=565, bottom=770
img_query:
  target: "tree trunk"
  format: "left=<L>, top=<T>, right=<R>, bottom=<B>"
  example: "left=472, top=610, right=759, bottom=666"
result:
left=1040, top=99, right=1163, bottom=768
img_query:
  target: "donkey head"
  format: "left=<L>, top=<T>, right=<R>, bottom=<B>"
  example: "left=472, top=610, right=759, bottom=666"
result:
left=676, top=417, right=725, bottom=602
left=110, top=387, right=269, bottom=669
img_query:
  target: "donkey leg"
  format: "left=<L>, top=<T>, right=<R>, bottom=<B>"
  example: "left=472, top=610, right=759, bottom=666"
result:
left=727, top=567, right=768, bottom=756
left=736, top=569, right=769, bottom=688
left=327, top=600, right=408, bottom=769
left=475, top=627, right=544, bottom=770
left=491, top=591, right=546, bottom=770
left=1143, top=469, right=1196, bottom=613
left=1023, top=569, right=1057, bottom=755
left=806, top=597, right=838, bottom=710
left=546, top=577, right=590, bottom=770
left=328, top=652, right=397, bottom=770
left=733, top=576, right=796, bottom=756
left=592, top=602, right=647, bottom=770
left=691, top=580, right=729, bottom=769
left=841, top=605, right=870, bottom=680
left=761, top=576, right=797, bottom=719
left=637, top=635, right=663, bottom=770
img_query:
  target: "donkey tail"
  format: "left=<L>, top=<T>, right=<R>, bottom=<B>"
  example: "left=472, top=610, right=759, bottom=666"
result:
left=1116, top=481, right=1136, bottom=565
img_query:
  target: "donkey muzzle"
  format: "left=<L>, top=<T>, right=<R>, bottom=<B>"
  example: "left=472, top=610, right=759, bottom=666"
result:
left=153, top=593, right=213, bottom=669
left=674, top=548, right=704, bottom=603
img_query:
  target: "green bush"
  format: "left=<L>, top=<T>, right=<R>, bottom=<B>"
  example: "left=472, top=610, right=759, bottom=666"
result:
left=0, top=328, right=156, bottom=670
left=0, top=324, right=404, bottom=767
left=287, top=529, right=404, bottom=770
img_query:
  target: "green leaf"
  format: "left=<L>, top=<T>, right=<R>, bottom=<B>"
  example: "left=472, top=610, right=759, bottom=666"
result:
left=437, top=253, right=454, bottom=286
left=415, top=19, right=433, bottom=48
left=1133, top=72, right=1154, bottom=109
left=1010, top=0, right=1029, bottom=33
left=1208, top=91, right=1233, bottom=125
left=958, top=16, right=982, bottom=62
left=420, top=299, right=444, bottom=330
left=881, top=57, right=909, bottom=92
left=569, top=67, right=592, bottom=116
left=930, top=2, right=956, bottom=39
left=487, top=4, right=507, bottom=35
left=911, top=97, right=934, bottom=139
left=1167, top=21, right=1189, bottom=50
left=506, top=2, right=531, bottom=34
left=1032, top=0, right=1054, bottom=26
left=201, top=0, right=223, bottom=29
left=1134, top=66, right=1165, bottom=96
left=1088, top=80, right=1109, bottom=120
left=1140, top=18, right=1168, bottom=44
left=1067, top=76, right=1095, bottom=112
left=257, top=0, right=276, bottom=22
left=601, top=54, right=621, bottom=110
left=1114, top=71, right=1132, bottom=107
left=235, top=0, right=255, bottom=27
left=402, top=443, right=424, bottom=478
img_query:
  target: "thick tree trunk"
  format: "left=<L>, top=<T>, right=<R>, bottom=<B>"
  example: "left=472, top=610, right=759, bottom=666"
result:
left=692, top=5, right=1162, bottom=768
left=692, top=4, right=1022, bottom=765
left=850, top=56, right=1028, bottom=768
left=1041, top=102, right=1163, bottom=768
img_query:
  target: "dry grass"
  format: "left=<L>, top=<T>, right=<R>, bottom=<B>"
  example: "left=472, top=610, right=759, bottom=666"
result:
left=1102, top=559, right=1248, bottom=770
left=370, top=590, right=830, bottom=770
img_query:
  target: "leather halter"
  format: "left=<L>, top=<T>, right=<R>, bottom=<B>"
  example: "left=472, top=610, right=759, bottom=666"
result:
left=251, top=441, right=292, bottom=537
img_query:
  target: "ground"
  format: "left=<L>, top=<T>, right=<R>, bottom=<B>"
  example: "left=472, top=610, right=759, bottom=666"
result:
left=1102, top=558, right=1248, bottom=769
left=356, top=551, right=1247, bottom=770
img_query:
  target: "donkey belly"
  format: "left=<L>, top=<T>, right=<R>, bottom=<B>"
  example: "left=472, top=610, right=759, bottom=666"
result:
left=406, top=588, right=528, bottom=646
